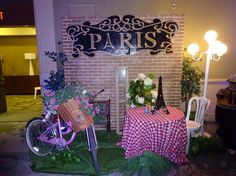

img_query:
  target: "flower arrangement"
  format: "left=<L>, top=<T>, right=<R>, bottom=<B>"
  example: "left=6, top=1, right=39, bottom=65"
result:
left=43, top=82, right=97, bottom=116
left=42, top=43, right=99, bottom=116
left=127, top=73, right=157, bottom=107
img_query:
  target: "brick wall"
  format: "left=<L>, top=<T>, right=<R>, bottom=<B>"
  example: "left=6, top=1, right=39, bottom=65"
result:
left=62, top=14, right=184, bottom=129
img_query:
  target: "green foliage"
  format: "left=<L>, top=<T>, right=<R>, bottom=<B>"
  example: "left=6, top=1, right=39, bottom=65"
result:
left=119, top=151, right=172, bottom=176
left=44, top=41, right=68, bottom=91
left=181, top=56, right=204, bottom=102
left=51, top=149, right=80, bottom=163
left=30, top=131, right=172, bottom=175
left=54, top=83, right=92, bottom=105
left=189, top=136, right=226, bottom=158
left=147, top=73, right=155, bottom=80
left=128, top=73, right=156, bottom=106
left=44, top=70, right=65, bottom=91
left=43, top=82, right=94, bottom=117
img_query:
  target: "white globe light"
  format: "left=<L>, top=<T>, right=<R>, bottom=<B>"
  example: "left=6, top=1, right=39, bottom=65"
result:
left=217, top=42, right=227, bottom=56
left=208, top=40, right=221, bottom=54
left=187, top=43, right=199, bottom=56
left=204, top=30, right=218, bottom=43
left=208, top=40, right=227, bottom=56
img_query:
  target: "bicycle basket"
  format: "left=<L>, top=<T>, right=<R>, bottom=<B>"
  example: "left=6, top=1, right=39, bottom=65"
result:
left=57, top=98, right=93, bottom=132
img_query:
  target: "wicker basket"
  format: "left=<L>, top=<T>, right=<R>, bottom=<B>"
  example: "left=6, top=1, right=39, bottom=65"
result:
left=57, top=98, right=93, bottom=132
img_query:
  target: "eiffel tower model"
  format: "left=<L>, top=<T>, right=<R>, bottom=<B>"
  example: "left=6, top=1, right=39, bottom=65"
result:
left=151, top=76, right=170, bottom=115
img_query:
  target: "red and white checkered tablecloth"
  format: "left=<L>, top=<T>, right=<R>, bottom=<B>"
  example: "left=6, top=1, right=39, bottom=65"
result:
left=121, top=106, right=188, bottom=164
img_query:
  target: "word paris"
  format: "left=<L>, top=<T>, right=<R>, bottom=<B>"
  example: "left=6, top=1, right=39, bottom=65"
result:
left=67, top=15, right=178, bottom=58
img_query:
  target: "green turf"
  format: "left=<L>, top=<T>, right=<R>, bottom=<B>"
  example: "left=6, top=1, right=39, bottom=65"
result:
left=30, top=131, right=173, bottom=175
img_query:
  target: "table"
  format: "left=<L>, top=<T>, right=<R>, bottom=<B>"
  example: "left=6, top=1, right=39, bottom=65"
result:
left=121, top=106, right=188, bottom=164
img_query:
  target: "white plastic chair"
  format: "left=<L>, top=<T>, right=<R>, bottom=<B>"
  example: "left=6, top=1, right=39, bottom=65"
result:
left=185, top=96, right=210, bottom=154
left=34, top=87, right=41, bottom=99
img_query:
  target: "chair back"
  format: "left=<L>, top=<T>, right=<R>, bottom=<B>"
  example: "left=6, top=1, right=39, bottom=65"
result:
left=185, top=96, right=210, bottom=132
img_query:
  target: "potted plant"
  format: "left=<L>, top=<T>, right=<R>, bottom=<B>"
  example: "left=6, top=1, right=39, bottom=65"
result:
left=181, top=55, right=204, bottom=112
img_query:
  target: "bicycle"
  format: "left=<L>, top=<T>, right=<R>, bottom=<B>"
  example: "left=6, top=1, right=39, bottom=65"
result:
left=25, top=89, right=105, bottom=172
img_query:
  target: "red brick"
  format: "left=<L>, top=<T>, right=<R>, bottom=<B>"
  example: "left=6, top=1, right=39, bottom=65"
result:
left=61, top=14, right=184, bottom=130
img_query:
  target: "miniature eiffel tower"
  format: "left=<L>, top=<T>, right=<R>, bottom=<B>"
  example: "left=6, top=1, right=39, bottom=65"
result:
left=151, top=76, right=170, bottom=115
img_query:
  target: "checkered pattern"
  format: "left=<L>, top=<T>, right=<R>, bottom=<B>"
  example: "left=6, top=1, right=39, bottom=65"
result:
left=121, top=106, right=188, bottom=164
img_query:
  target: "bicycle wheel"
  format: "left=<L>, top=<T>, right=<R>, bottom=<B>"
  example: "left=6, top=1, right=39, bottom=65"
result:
left=26, top=118, right=54, bottom=156
left=87, top=125, right=100, bottom=173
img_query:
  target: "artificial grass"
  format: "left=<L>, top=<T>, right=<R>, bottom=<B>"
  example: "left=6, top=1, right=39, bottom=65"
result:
left=30, top=131, right=173, bottom=175
left=188, top=136, right=226, bottom=158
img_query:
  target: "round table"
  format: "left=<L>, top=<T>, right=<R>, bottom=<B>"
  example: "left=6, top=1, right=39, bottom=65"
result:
left=121, top=106, right=188, bottom=164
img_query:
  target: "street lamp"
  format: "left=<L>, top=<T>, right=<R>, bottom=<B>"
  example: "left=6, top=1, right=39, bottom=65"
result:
left=187, top=30, right=227, bottom=97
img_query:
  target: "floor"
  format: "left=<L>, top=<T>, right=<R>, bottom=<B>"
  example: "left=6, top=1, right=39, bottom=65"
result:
left=0, top=96, right=120, bottom=176
left=0, top=95, right=42, bottom=122
left=0, top=95, right=236, bottom=176
left=0, top=96, right=48, bottom=176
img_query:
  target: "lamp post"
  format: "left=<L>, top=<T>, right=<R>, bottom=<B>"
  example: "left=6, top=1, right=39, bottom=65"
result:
left=187, top=30, right=227, bottom=97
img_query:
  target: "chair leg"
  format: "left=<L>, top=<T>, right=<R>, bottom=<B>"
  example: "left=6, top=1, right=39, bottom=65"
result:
left=34, top=88, right=37, bottom=99
left=186, top=129, right=191, bottom=154
left=34, top=87, right=41, bottom=99
left=106, top=115, right=111, bottom=140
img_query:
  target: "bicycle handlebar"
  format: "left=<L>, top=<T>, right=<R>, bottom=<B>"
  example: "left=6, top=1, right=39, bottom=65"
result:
left=94, top=89, right=104, bottom=98
left=89, top=89, right=105, bottom=104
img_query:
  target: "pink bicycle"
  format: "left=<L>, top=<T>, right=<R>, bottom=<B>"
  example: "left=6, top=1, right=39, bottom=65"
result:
left=25, top=90, right=105, bottom=172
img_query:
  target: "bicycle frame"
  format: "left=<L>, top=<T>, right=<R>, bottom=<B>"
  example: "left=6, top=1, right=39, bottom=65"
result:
left=26, top=90, right=102, bottom=172
left=31, top=88, right=104, bottom=148
left=37, top=113, right=77, bottom=147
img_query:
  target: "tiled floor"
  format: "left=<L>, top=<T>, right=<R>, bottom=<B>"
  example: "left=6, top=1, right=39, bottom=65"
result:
left=0, top=96, right=58, bottom=176
left=0, top=122, right=39, bottom=176
left=0, top=95, right=42, bottom=122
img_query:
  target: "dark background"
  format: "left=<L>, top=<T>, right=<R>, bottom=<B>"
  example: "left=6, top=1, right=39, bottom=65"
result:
left=0, top=0, right=34, bottom=26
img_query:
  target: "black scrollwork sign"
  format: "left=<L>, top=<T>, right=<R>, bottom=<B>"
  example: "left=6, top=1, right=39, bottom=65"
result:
left=67, top=15, right=178, bottom=58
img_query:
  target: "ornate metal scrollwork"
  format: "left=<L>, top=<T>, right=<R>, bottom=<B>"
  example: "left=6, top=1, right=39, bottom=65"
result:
left=67, top=15, right=178, bottom=58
